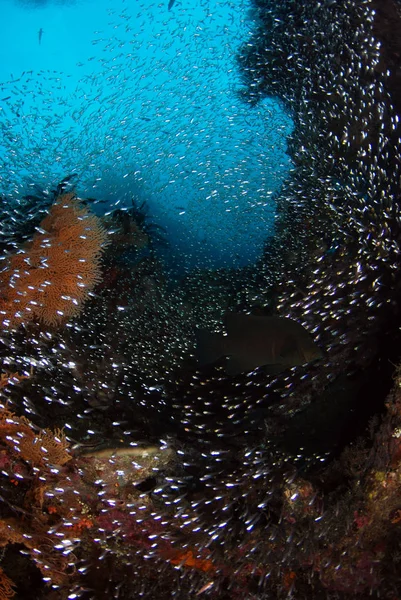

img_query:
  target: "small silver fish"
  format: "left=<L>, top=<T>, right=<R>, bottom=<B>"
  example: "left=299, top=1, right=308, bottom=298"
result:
left=196, top=313, right=323, bottom=376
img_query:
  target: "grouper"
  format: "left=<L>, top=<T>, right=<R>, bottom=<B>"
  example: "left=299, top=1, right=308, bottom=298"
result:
left=196, top=312, right=323, bottom=376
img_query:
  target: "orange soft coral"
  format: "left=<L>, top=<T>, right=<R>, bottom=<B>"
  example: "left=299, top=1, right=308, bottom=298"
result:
left=0, top=406, right=71, bottom=467
left=0, top=567, right=16, bottom=600
left=0, top=193, right=109, bottom=328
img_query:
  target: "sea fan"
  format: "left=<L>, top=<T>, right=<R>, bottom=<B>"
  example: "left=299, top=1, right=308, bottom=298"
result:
left=0, top=192, right=109, bottom=328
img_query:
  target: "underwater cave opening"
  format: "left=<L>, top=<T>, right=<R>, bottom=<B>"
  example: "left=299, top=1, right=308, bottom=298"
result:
left=93, top=91, right=294, bottom=278
left=0, top=0, right=294, bottom=276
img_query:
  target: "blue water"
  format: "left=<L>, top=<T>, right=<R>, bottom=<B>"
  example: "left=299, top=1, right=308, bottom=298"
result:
left=1, top=0, right=293, bottom=273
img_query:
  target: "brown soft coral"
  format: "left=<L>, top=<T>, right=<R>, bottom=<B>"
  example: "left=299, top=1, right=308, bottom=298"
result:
left=0, top=192, right=109, bottom=328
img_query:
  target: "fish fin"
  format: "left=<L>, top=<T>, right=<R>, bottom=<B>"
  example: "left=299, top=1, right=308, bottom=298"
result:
left=195, top=329, right=225, bottom=367
left=262, top=363, right=291, bottom=375
left=225, top=356, right=258, bottom=376
left=226, top=360, right=291, bottom=377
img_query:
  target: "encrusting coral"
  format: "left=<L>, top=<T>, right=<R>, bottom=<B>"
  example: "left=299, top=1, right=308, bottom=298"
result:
left=0, top=192, right=109, bottom=328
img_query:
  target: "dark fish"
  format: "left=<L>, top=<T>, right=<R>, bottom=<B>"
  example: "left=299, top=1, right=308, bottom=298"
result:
left=38, top=28, right=43, bottom=45
left=196, top=313, right=323, bottom=376
left=168, top=0, right=176, bottom=10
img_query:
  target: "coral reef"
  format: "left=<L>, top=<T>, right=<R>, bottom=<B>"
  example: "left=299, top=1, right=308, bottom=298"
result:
left=1, top=368, right=401, bottom=598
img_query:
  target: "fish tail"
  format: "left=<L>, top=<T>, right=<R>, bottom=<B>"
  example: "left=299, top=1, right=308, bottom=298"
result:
left=195, top=330, right=224, bottom=367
